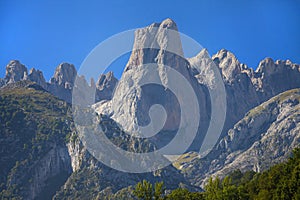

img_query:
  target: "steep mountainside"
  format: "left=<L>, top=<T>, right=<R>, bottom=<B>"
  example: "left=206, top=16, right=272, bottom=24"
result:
left=182, top=88, right=300, bottom=188
left=0, top=81, right=73, bottom=199
left=0, top=82, right=192, bottom=199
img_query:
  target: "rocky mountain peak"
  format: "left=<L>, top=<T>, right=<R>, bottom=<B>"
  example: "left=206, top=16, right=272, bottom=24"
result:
left=194, top=48, right=210, bottom=59
left=159, top=18, right=178, bottom=30
left=96, top=71, right=117, bottom=90
left=96, top=19, right=196, bottom=136
left=212, top=49, right=243, bottom=82
left=95, top=71, right=118, bottom=101
left=125, top=18, right=184, bottom=72
left=256, top=58, right=300, bottom=76
left=28, top=68, right=46, bottom=88
left=5, top=60, right=28, bottom=84
left=256, top=57, right=275, bottom=74
left=187, top=48, right=215, bottom=88
left=252, top=57, right=300, bottom=96
left=51, top=63, right=77, bottom=89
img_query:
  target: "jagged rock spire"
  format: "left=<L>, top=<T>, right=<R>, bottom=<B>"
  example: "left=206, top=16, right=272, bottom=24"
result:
left=125, top=18, right=185, bottom=73
left=50, top=63, right=77, bottom=90
left=28, top=68, right=46, bottom=88
left=5, top=60, right=28, bottom=84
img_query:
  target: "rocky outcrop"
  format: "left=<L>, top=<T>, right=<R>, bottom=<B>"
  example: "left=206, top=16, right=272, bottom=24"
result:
left=253, top=58, right=300, bottom=100
left=209, top=49, right=300, bottom=135
left=28, top=68, right=47, bottom=89
left=50, top=63, right=77, bottom=90
left=125, top=18, right=185, bottom=73
left=95, top=71, right=118, bottom=102
left=4, top=60, right=28, bottom=84
left=28, top=146, right=72, bottom=199
left=210, top=49, right=260, bottom=132
left=47, top=63, right=77, bottom=102
left=212, top=49, right=245, bottom=82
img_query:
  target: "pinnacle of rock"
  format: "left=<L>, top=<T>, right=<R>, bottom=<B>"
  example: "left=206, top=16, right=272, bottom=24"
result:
left=5, top=60, right=28, bottom=84
left=51, top=63, right=77, bottom=89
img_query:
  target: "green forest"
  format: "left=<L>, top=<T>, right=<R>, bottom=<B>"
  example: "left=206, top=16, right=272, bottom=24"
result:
left=133, top=148, right=300, bottom=200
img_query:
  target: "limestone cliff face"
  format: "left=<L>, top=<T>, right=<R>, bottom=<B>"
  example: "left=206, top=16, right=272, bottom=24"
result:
left=210, top=49, right=261, bottom=133
left=95, top=19, right=210, bottom=153
left=125, top=18, right=185, bottom=73
left=108, top=18, right=190, bottom=132
left=7, top=144, right=72, bottom=200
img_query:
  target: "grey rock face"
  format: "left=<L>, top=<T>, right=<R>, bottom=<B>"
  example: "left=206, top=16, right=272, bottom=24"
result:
left=95, top=18, right=209, bottom=141
left=4, top=60, right=28, bottom=84
left=27, top=146, right=72, bottom=199
left=210, top=49, right=300, bottom=135
left=50, top=63, right=77, bottom=90
left=95, top=71, right=118, bottom=102
left=253, top=58, right=300, bottom=100
left=28, top=68, right=47, bottom=89
left=47, top=63, right=78, bottom=102
left=125, top=18, right=184, bottom=72
left=212, top=49, right=260, bottom=127
left=212, top=49, right=244, bottom=82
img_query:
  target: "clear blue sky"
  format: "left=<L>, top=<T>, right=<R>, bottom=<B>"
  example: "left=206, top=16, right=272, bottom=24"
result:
left=1, top=0, right=300, bottom=80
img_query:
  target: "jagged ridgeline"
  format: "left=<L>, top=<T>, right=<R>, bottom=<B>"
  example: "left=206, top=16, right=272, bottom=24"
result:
left=1, top=18, right=300, bottom=199
left=0, top=60, right=118, bottom=103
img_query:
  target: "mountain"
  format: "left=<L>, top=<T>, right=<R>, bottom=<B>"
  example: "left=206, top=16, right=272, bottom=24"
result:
left=95, top=19, right=300, bottom=154
left=94, top=18, right=212, bottom=153
left=1, top=18, right=300, bottom=199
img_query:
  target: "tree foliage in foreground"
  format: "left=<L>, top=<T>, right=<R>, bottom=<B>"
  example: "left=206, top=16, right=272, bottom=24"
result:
left=133, top=148, right=300, bottom=200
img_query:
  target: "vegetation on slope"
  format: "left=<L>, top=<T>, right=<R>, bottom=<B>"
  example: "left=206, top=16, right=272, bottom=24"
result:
left=133, top=147, right=300, bottom=200
left=0, top=81, right=73, bottom=199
